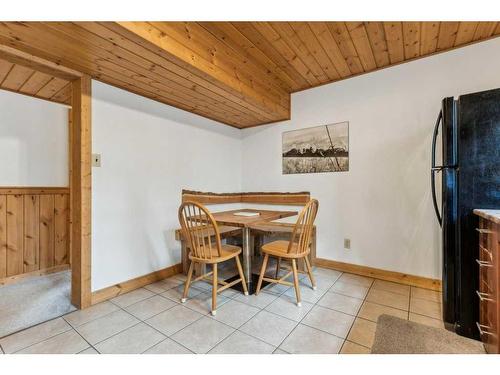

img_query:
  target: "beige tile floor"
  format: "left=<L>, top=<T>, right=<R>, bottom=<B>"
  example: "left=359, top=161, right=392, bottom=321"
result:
left=0, top=267, right=444, bottom=354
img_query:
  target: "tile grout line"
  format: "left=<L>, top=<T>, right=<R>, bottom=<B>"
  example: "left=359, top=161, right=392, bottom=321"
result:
left=70, top=269, right=308, bottom=353
left=2, top=268, right=442, bottom=354
left=61, top=316, right=97, bottom=353
left=339, top=276, right=375, bottom=352
left=177, top=270, right=440, bottom=352
left=82, top=320, right=144, bottom=351
left=2, top=319, right=74, bottom=354
left=131, top=269, right=371, bottom=353
left=153, top=269, right=324, bottom=352
left=11, top=327, right=80, bottom=354
left=2, top=271, right=309, bottom=353
left=266, top=270, right=344, bottom=353
left=207, top=301, right=282, bottom=353
left=140, top=337, right=194, bottom=354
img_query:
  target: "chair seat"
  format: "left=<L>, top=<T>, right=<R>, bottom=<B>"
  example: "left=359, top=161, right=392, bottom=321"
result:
left=261, top=240, right=309, bottom=259
left=189, top=243, right=241, bottom=263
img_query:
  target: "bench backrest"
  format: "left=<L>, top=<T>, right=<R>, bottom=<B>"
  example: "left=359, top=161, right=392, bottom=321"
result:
left=181, top=190, right=310, bottom=206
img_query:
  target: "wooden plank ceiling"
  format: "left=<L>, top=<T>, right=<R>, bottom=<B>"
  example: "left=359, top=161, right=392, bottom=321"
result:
left=0, top=57, right=71, bottom=105
left=0, top=22, right=498, bottom=128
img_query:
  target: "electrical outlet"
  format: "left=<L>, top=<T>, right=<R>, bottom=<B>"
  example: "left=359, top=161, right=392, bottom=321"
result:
left=344, top=238, right=351, bottom=249
left=92, top=153, right=101, bottom=167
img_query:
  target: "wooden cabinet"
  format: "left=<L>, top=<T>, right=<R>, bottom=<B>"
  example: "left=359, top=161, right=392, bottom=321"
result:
left=474, top=210, right=500, bottom=354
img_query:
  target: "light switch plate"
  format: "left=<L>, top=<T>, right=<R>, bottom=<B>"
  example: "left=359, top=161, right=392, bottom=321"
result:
left=92, top=153, right=101, bottom=167
left=344, top=238, right=351, bottom=250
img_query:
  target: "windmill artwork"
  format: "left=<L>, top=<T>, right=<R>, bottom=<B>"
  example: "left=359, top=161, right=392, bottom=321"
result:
left=282, top=122, right=349, bottom=174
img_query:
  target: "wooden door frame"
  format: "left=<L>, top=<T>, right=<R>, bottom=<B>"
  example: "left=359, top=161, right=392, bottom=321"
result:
left=0, top=45, right=91, bottom=308
left=70, top=76, right=92, bottom=309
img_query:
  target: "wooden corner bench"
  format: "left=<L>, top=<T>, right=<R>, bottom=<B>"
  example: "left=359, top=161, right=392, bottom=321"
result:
left=175, top=190, right=315, bottom=275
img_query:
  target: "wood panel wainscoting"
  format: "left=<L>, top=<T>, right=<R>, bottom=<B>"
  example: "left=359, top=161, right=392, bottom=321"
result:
left=0, top=187, right=70, bottom=285
left=313, top=258, right=442, bottom=291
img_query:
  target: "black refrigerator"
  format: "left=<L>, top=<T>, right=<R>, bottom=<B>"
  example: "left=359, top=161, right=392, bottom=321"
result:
left=431, top=88, right=500, bottom=339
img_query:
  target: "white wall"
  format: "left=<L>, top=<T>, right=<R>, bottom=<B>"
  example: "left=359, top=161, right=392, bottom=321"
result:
left=241, top=38, right=500, bottom=280
left=91, top=81, right=242, bottom=291
left=0, top=90, right=69, bottom=186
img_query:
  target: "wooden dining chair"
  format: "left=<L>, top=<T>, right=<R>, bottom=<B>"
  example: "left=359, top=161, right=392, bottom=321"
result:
left=255, top=199, right=319, bottom=306
left=178, top=201, right=248, bottom=315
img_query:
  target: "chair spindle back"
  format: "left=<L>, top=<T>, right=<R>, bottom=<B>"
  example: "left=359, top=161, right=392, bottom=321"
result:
left=288, top=199, right=319, bottom=255
left=178, top=201, right=222, bottom=260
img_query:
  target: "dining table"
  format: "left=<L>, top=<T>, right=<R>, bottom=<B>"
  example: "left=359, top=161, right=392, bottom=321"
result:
left=209, top=208, right=298, bottom=294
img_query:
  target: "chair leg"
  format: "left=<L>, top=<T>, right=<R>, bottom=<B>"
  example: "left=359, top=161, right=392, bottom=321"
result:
left=181, top=261, right=194, bottom=303
left=275, top=257, right=281, bottom=279
left=291, top=259, right=301, bottom=307
left=304, top=256, right=317, bottom=290
left=255, top=253, right=269, bottom=295
left=211, top=264, right=218, bottom=316
left=235, top=255, right=249, bottom=295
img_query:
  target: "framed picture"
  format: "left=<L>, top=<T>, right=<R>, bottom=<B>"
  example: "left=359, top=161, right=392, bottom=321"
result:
left=282, top=121, right=349, bottom=174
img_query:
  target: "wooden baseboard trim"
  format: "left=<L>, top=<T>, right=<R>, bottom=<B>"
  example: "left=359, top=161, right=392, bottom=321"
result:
left=313, top=258, right=442, bottom=291
left=0, top=264, right=70, bottom=286
left=91, top=263, right=183, bottom=305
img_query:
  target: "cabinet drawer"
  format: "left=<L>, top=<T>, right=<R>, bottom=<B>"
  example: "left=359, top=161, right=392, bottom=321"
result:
left=476, top=216, right=499, bottom=354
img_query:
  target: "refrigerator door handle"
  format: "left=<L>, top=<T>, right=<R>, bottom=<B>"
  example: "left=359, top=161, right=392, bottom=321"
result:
left=431, top=111, right=443, bottom=226
left=431, top=110, right=442, bottom=169
left=431, top=170, right=442, bottom=226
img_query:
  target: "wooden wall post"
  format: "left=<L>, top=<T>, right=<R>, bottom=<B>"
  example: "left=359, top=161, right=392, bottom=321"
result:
left=70, top=75, right=92, bottom=309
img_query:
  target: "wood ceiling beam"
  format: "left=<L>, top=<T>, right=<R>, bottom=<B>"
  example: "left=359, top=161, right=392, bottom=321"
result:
left=0, top=22, right=499, bottom=128
left=114, top=21, right=290, bottom=122
left=0, top=44, right=81, bottom=81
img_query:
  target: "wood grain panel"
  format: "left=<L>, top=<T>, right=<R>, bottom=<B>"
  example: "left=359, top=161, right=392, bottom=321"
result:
left=36, top=77, right=69, bottom=100
left=0, top=187, right=69, bottom=195
left=271, top=22, right=330, bottom=83
left=23, top=194, right=39, bottom=272
left=307, top=22, right=351, bottom=78
left=0, top=59, right=13, bottom=83
left=0, top=22, right=498, bottom=128
left=0, top=189, right=70, bottom=281
left=0, top=55, right=71, bottom=105
left=154, top=22, right=290, bottom=96
left=1, top=64, right=33, bottom=90
left=327, top=22, right=364, bottom=74
left=18, top=71, right=52, bottom=95
left=455, top=22, right=479, bottom=46
left=51, top=83, right=71, bottom=104
left=39, top=194, right=55, bottom=269
left=115, top=21, right=289, bottom=122
left=288, top=22, right=340, bottom=80
left=0, top=195, right=6, bottom=278
left=437, top=22, right=460, bottom=51
left=364, top=22, right=390, bottom=68
left=248, top=22, right=320, bottom=86
left=314, top=257, right=442, bottom=291
left=345, top=22, right=377, bottom=71
left=6, top=194, right=23, bottom=277
left=71, top=75, right=92, bottom=309
left=200, top=22, right=300, bottom=90
left=473, top=22, right=498, bottom=41
left=54, top=194, right=69, bottom=265
left=420, top=22, right=440, bottom=55
left=383, top=22, right=405, bottom=64
left=402, top=22, right=421, bottom=59
left=182, top=190, right=310, bottom=205
left=91, top=263, right=182, bottom=305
